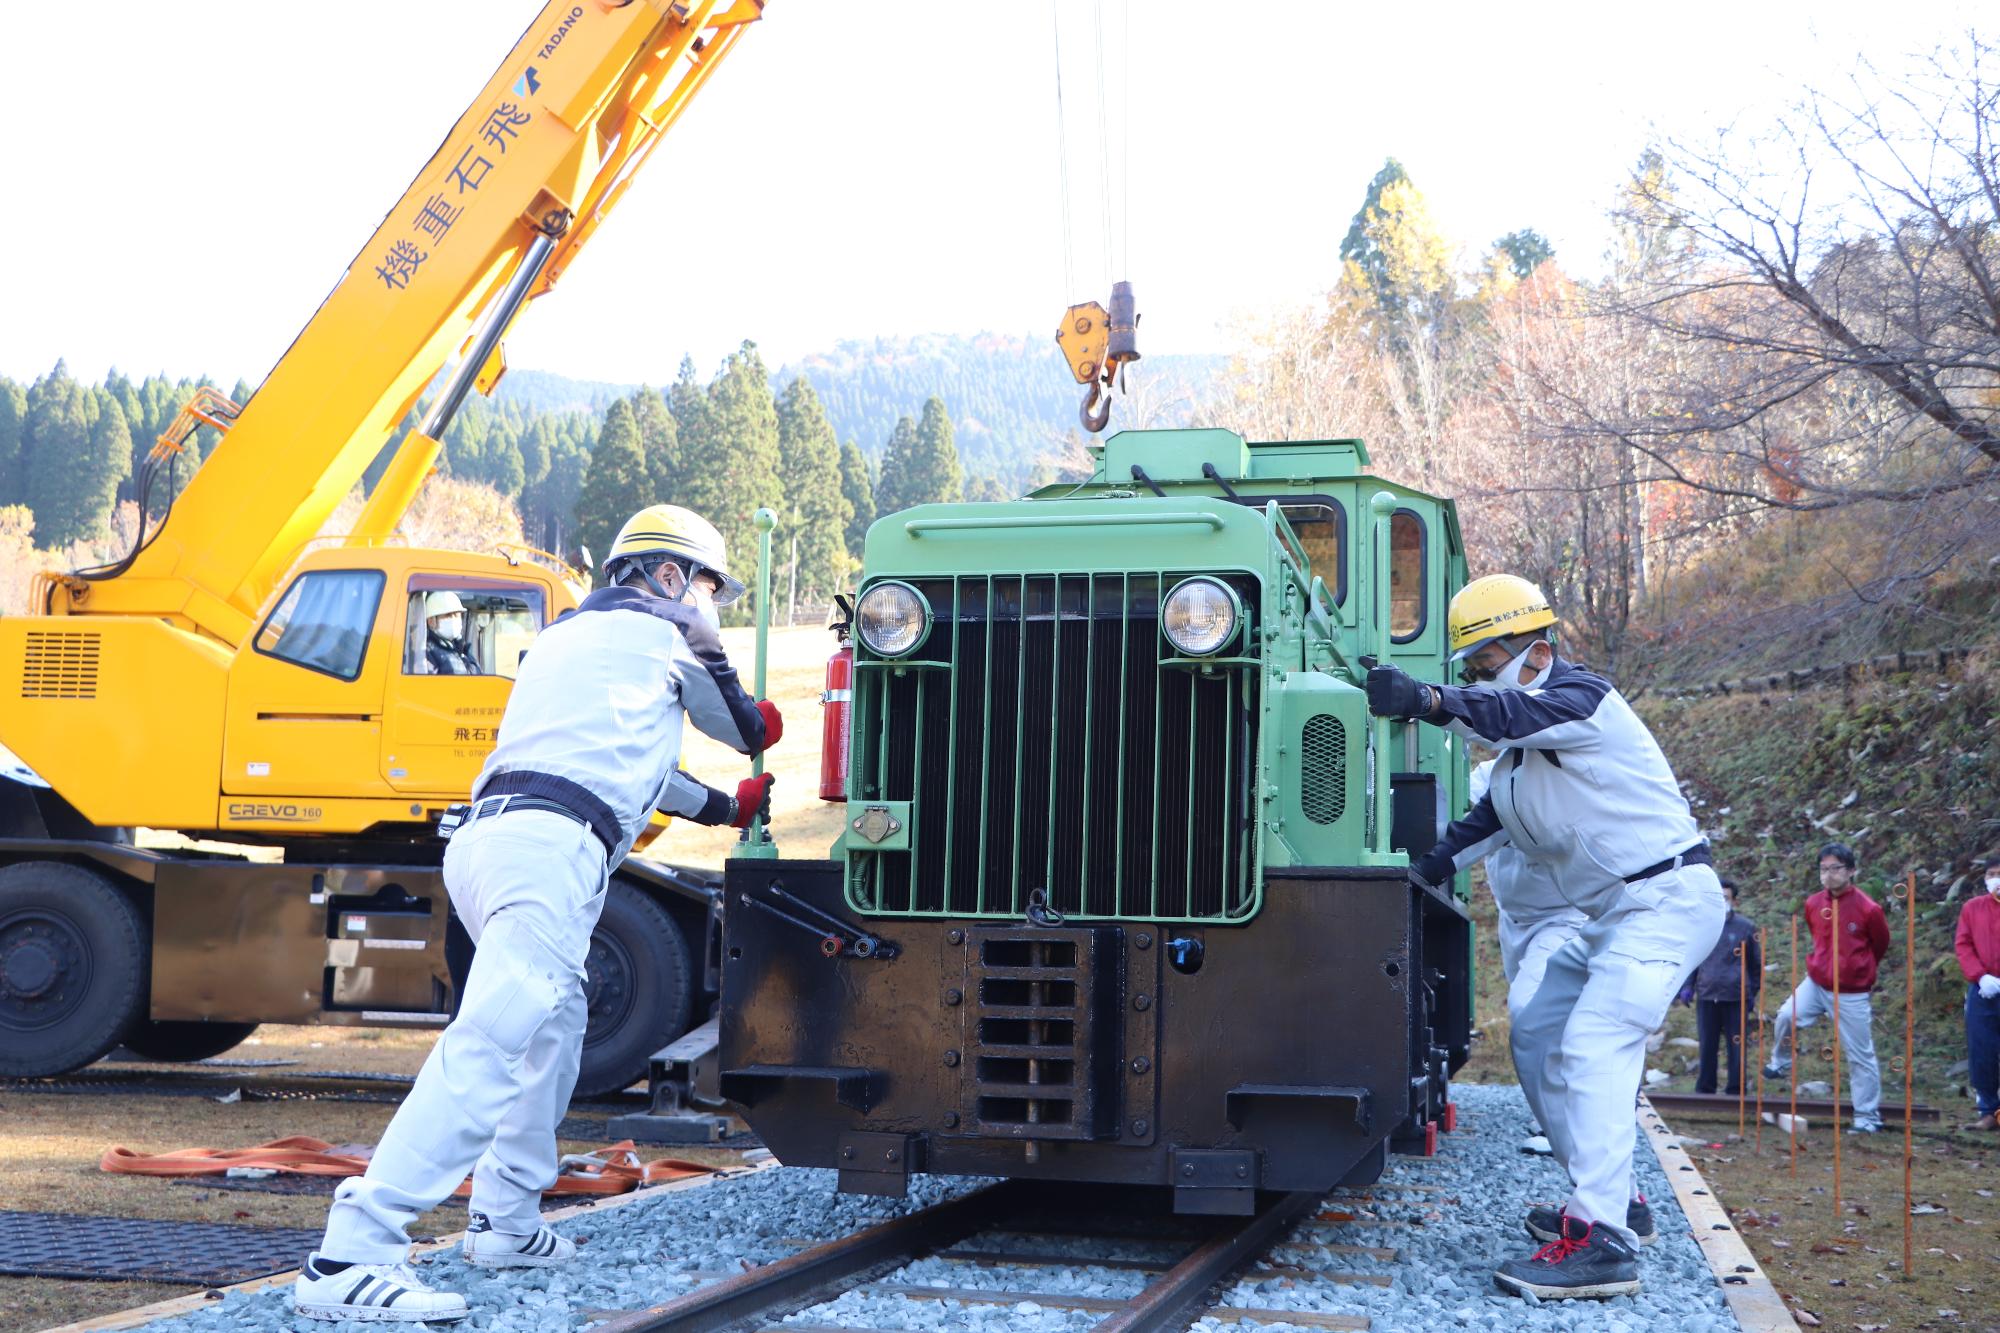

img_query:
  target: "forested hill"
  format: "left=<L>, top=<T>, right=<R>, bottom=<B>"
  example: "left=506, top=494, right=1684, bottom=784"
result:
left=494, top=332, right=1222, bottom=479
left=776, top=333, right=1221, bottom=477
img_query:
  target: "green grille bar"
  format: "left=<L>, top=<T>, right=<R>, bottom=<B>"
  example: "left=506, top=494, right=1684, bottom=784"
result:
left=848, top=571, right=1262, bottom=923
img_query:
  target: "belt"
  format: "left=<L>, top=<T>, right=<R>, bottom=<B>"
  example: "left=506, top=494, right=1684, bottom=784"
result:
left=440, top=794, right=610, bottom=858
left=1625, top=842, right=1713, bottom=885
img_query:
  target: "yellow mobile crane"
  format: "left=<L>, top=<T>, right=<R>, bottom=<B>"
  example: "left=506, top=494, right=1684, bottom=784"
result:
left=0, top=0, right=764, bottom=1097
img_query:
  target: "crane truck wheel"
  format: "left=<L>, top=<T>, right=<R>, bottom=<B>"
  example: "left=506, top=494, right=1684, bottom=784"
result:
left=573, top=879, right=692, bottom=1099
left=0, top=861, right=148, bottom=1078
left=121, top=1019, right=262, bottom=1063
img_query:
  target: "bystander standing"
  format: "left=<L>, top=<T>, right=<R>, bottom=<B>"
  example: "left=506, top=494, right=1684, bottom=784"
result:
left=1762, top=843, right=1890, bottom=1134
left=1687, top=878, right=1760, bottom=1095
left=1954, top=856, right=2000, bottom=1131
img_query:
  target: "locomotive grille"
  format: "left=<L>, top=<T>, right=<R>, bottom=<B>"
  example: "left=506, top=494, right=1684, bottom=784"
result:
left=20, top=631, right=101, bottom=699
left=1299, top=714, right=1346, bottom=824
left=850, top=573, right=1260, bottom=922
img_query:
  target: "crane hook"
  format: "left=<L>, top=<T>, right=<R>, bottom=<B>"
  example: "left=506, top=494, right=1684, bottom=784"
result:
left=1080, top=381, right=1112, bottom=432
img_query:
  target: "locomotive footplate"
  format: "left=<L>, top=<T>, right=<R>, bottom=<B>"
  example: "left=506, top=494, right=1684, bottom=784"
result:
left=719, top=860, right=1466, bottom=1211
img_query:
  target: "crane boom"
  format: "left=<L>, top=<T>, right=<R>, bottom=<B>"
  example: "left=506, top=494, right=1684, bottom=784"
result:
left=58, top=0, right=763, bottom=644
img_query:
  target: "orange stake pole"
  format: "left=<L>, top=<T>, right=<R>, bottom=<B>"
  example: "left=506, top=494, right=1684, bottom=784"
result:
left=1738, top=939, right=1749, bottom=1138
left=1755, top=926, right=1766, bottom=1153
left=1736, top=940, right=1752, bottom=1136
left=1903, top=870, right=1916, bottom=1278
left=1790, top=915, right=1799, bottom=1177
left=1831, top=891, right=1843, bottom=1215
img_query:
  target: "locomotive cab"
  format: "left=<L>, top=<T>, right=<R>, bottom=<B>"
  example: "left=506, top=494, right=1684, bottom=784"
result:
left=720, top=428, right=1473, bottom=1213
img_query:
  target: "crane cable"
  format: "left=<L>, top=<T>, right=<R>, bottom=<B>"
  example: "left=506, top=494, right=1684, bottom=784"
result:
left=1052, top=0, right=1128, bottom=296
left=1092, top=0, right=1113, bottom=285
left=1051, top=0, right=1075, bottom=302
left=1051, top=0, right=1137, bottom=434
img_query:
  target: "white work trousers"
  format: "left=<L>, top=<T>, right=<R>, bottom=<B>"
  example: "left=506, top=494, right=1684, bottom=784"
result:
left=1511, top=864, right=1725, bottom=1248
left=1499, top=913, right=1586, bottom=1023
left=319, top=810, right=608, bottom=1263
left=1766, top=977, right=1881, bottom=1127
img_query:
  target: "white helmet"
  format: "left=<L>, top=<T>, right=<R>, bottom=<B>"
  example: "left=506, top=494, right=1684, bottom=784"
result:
left=425, top=590, right=465, bottom=621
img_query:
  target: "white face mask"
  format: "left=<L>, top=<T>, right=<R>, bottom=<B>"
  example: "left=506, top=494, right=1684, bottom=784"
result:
left=689, top=584, right=721, bottom=633
left=1987, top=874, right=2000, bottom=896
left=431, top=614, right=465, bottom=641
left=1469, top=642, right=1549, bottom=694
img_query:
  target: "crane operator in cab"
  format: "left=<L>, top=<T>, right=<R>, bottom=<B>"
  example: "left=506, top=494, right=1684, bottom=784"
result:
left=294, top=506, right=782, bottom=1323
left=422, top=591, right=482, bottom=674
left=1365, top=574, right=1724, bottom=1302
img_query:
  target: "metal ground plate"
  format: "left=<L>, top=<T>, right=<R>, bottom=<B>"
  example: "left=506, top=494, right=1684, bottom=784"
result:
left=0, top=1211, right=324, bottom=1285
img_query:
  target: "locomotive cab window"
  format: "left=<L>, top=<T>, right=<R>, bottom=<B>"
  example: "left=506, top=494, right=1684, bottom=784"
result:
left=402, top=582, right=545, bottom=678
left=1232, top=496, right=1347, bottom=605
left=1390, top=509, right=1426, bottom=642
left=253, top=569, right=385, bottom=681
left=1280, top=503, right=1346, bottom=606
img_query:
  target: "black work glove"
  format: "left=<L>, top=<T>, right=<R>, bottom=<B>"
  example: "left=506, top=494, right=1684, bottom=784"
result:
left=1408, top=848, right=1456, bottom=890
left=1365, top=661, right=1436, bottom=720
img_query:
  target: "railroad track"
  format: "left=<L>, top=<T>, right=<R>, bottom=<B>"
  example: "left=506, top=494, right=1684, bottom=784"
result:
left=590, top=1179, right=1381, bottom=1333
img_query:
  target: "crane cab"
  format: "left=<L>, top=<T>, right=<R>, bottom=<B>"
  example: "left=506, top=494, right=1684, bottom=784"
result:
left=217, top=546, right=577, bottom=837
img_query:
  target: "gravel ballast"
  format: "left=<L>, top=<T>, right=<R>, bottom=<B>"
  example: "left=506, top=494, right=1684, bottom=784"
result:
left=127, top=1082, right=1743, bottom=1332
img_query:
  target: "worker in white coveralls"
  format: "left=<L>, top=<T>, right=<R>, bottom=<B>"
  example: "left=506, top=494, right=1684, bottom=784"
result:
left=1365, top=574, right=1724, bottom=1301
left=1470, top=758, right=1586, bottom=1032
left=295, top=506, right=782, bottom=1323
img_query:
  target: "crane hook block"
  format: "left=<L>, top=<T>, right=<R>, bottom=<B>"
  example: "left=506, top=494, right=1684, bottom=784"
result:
left=1056, top=301, right=1111, bottom=386
left=1106, top=279, right=1140, bottom=382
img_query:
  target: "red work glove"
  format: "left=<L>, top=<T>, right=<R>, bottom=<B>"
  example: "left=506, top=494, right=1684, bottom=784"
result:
left=731, top=773, right=775, bottom=828
left=755, top=699, right=784, bottom=750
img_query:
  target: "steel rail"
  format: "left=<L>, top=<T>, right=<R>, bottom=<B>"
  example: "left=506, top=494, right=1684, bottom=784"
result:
left=596, top=1181, right=1327, bottom=1333
left=591, top=1180, right=1034, bottom=1333
left=1094, top=1189, right=1325, bottom=1333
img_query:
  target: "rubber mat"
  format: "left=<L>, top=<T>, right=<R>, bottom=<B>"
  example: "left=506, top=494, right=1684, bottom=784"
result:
left=0, top=1211, right=323, bottom=1284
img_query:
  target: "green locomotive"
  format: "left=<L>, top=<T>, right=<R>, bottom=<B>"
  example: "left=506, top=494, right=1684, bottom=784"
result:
left=721, top=426, right=1473, bottom=1212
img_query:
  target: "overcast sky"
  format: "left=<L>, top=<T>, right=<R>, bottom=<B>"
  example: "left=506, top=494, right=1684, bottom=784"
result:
left=2, top=2, right=1985, bottom=387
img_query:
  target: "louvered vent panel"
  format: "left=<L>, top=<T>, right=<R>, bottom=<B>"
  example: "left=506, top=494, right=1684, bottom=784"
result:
left=21, top=631, right=101, bottom=699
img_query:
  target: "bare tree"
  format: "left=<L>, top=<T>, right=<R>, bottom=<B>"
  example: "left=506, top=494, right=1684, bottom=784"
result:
left=1606, top=36, right=2000, bottom=510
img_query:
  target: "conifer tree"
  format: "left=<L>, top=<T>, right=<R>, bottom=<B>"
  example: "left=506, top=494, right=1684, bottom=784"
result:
left=668, top=354, right=714, bottom=469
left=572, top=397, right=646, bottom=574
left=838, top=439, right=874, bottom=556
left=25, top=374, right=130, bottom=549
left=0, top=377, right=26, bottom=507
left=83, top=394, right=134, bottom=541
left=774, top=375, right=848, bottom=604
left=631, top=386, right=679, bottom=504
left=682, top=342, right=783, bottom=609
left=912, top=396, right=962, bottom=504
left=872, top=414, right=920, bottom=515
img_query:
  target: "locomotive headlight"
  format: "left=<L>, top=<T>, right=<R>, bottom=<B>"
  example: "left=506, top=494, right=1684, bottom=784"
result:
left=1161, top=577, right=1241, bottom=656
left=855, top=581, right=931, bottom=657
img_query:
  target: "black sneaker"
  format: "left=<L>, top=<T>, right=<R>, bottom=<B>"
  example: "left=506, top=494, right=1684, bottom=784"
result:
left=1760, top=1062, right=1786, bottom=1081
left=1495, top=1216, right=1641, bottom=1300
left=1525, top=1197, right=1656, bottom=1247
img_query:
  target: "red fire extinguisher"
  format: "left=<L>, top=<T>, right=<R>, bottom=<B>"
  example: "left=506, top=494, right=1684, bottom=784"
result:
left=819, top=597, right=853, bottom=803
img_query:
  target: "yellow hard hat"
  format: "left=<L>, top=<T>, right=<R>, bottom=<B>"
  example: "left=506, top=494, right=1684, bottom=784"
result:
left=1447, top=574, right=1556, bottom=661
left=605, top=504, right=744, bottom=603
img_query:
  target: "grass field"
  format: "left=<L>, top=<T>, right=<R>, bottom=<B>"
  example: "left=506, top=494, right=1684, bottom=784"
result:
left=645, top=624, right=848, bottom=870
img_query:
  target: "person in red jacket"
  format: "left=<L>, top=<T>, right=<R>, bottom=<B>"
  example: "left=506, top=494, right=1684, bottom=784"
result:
left=1955, top=856, right=2000, bottom=1131
left=1761, top=842, right=1891, bottom=1132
